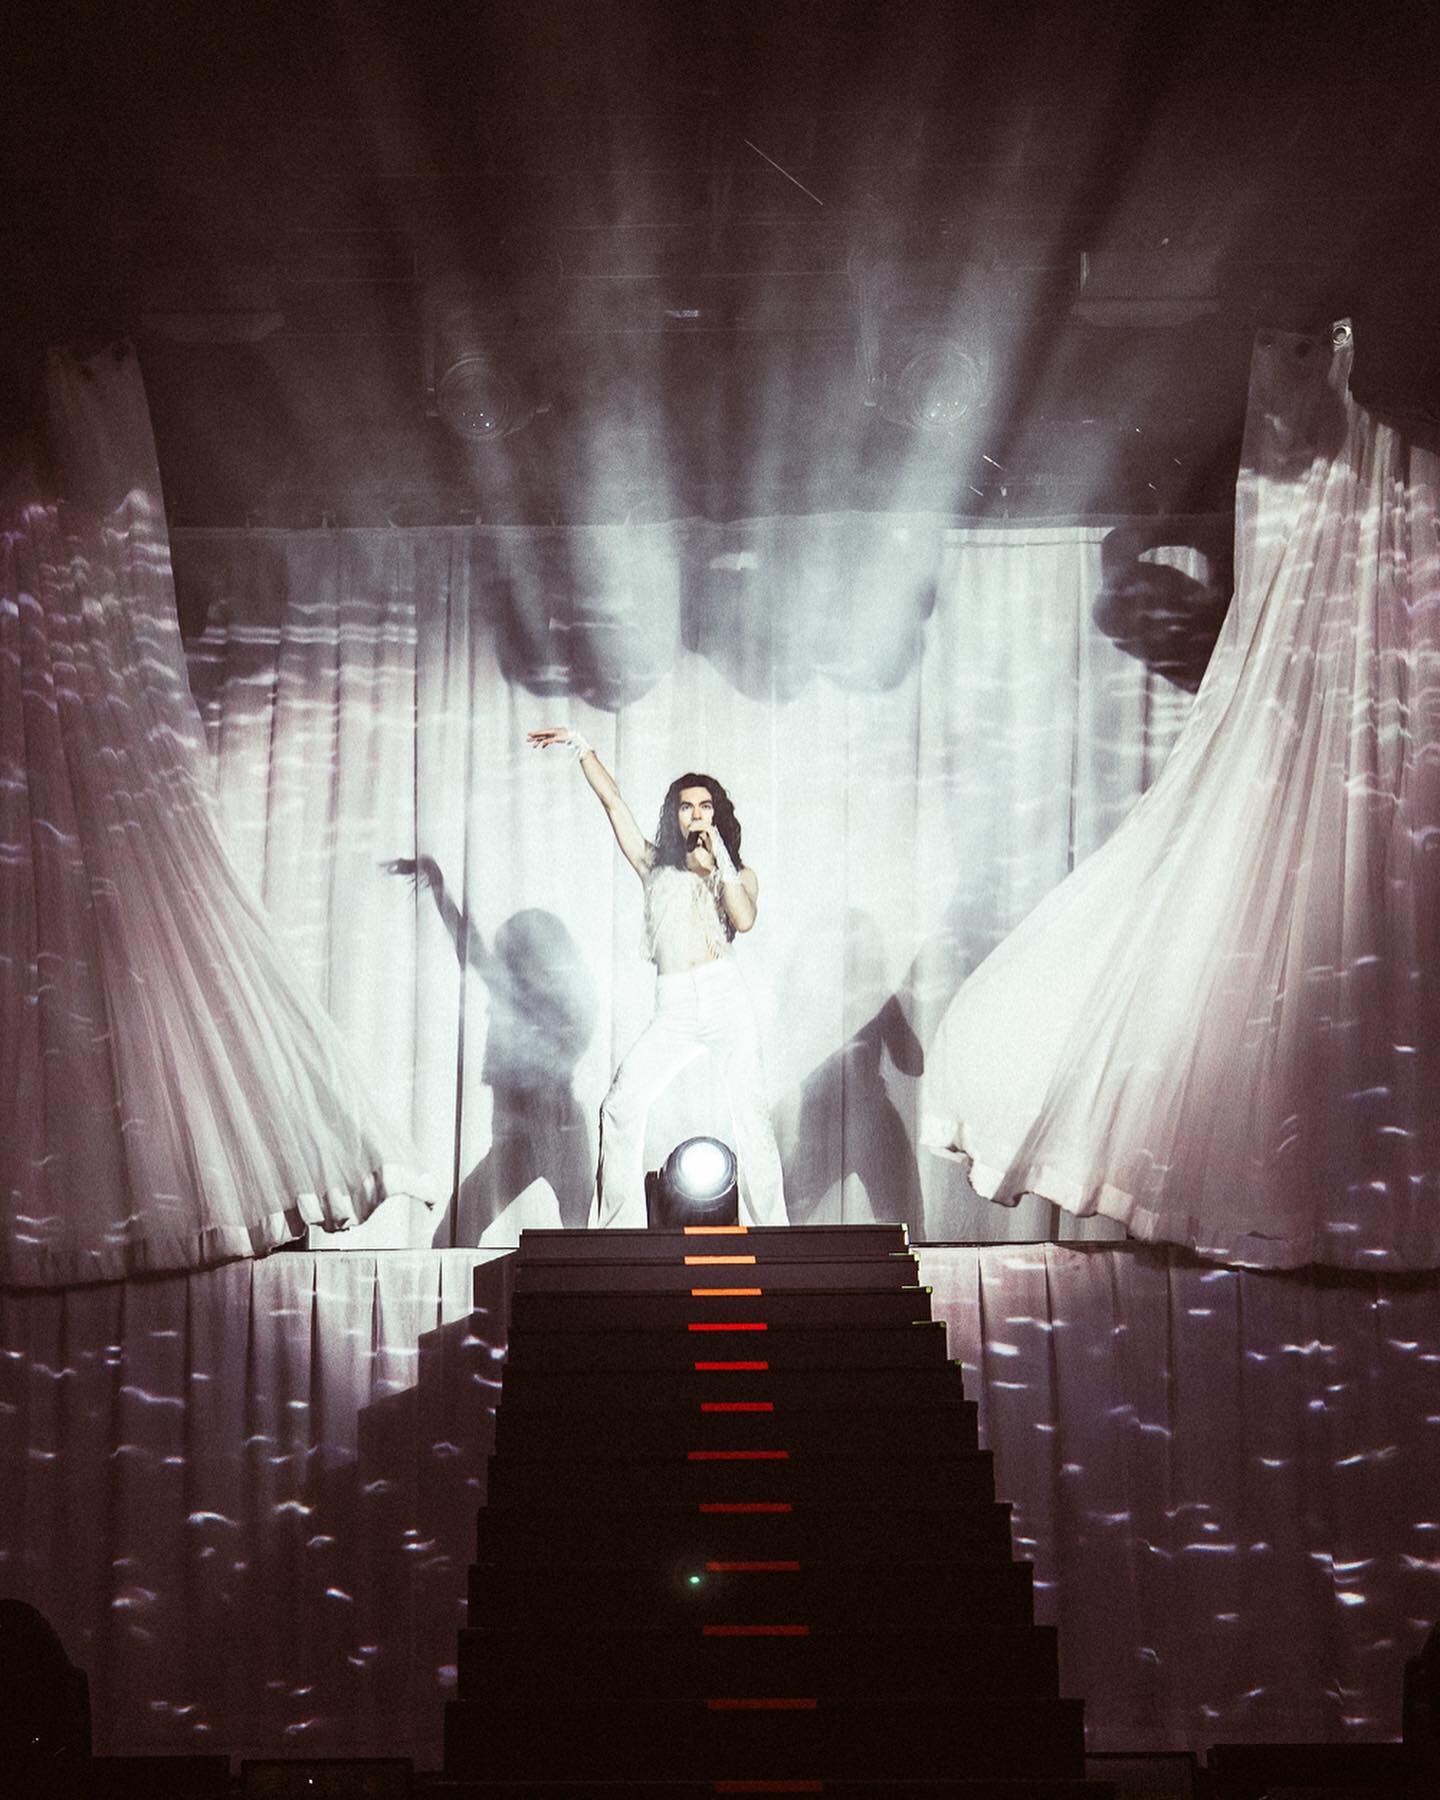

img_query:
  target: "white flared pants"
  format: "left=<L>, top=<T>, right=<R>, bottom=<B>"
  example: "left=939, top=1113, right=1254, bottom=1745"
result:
left=591, top=958, right=787, bottom=1228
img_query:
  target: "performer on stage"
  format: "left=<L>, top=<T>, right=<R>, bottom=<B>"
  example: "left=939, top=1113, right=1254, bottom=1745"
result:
left=528, top=727, right=787, bottom=1228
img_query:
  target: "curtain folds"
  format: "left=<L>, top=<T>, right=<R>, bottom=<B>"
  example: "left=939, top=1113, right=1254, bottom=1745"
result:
left=178, top=515, right=1202, bottom=1249
left=925, top=1244, right=1440, bottom=1751
left=0, top=1250, right=501, bottom=1764
left=921, top=325, right=1440, bottom=1269
left=1, top=347, right=432, bottom=1287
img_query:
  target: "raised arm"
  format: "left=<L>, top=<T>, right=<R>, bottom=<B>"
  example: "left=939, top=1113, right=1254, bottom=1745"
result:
left=381, top=855, right=495, bottom=979
left=527, top=727, right=653, bottom=878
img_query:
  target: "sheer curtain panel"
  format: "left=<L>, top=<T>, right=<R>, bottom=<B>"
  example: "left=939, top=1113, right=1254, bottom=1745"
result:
left=1, top=347, right=431, bottom=1286
left=923, top=325, right=1440, bottom=1269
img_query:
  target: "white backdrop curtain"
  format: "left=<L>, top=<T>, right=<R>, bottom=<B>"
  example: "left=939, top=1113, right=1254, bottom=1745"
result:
left=2, top=1245, right=1434, bottom=1762
left=0, top=347, right=429, bottom=1286
left=923, top=324, right=1440, bottom=1270
left=179, top=514, right=1204, bottom=1249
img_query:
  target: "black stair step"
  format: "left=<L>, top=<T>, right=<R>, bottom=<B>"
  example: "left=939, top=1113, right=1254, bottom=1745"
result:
left=514, top=1226, right=910, bottom=1264
left=443, top=1696, right=1087, bottom=1782
left=86, top=1756, right=232, bottom=1796
left=447, top=1225, right=1092, bottom=1797
left=495, top=1365, right=970, bottom=1410
left=475, top=1501, right=1015, bottom=1564
left=494, top=1403, right=979, bottom=1456
left=508, top=1289, right=934, bottom=1330
left=1205, top=1740, right=1426, bottom=1794
left=514, top=1258, right=921, bottom=1294
left=427, top=1781, right=1114, bottom=1800
left=502, top=1323, right=951, bottom=1370
left=484, top=1450, right=996, bottom=1509
left=456, top=1624, right=1060, bottom=1701
left=459, top=1620, right=1058, bottom=1699
left=466, top=1559, right=1034, bottom=1630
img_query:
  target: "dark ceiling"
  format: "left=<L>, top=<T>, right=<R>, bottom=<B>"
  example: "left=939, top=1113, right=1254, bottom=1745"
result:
left=5, top=0, right=1439, bottom=525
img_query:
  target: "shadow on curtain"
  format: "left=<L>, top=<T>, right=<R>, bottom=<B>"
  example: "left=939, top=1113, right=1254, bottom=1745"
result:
left=180, top=514, right=1216, bottom=1246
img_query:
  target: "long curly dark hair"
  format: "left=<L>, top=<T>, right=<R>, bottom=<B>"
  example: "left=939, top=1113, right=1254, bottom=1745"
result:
left=652, top=772, right=744, bottom=940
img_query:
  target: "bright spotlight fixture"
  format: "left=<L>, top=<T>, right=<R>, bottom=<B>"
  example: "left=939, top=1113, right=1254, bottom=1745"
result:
left=646, top=1136, right=740, bottom=1228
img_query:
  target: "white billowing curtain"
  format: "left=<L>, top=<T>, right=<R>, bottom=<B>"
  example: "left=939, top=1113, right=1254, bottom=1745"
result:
left=922, top=324, right=1440, bottom=1269
left=179, top=515, right=1203, bottom=1249
left=0, top=346, right=430, bottom=1286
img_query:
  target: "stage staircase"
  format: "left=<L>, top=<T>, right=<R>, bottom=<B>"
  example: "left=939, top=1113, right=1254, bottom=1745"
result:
left=439, top=1224, right=1111, bottom=1800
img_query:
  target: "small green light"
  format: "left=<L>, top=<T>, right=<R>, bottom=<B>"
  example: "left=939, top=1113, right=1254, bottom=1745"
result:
left=688, top=1574, right=703, bottom=1587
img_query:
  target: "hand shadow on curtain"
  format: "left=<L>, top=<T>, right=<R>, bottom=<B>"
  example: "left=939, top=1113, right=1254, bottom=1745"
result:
left=1091, top=519, right=1233, bottom=695
left=779, top=909, right=926, bottom=1231
left=385, top=859, right=596, bottom=1240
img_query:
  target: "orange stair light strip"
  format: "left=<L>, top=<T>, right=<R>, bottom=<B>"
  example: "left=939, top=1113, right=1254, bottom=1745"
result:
left=688, top=1322, right=768, bottom=1332
left=693, top=1361, right=770, bottom=1372
left=690, top=1287, right=764, bottom=1297
left=684, top=1224, right=749, bottom=1235
left=684, top=1254, right=759, bottom=1265
left=701, top=1402, right=774, bottom=1413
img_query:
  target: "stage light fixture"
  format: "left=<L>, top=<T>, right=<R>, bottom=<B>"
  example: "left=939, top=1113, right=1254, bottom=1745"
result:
left=646, top=1136, right=740, bottom=1228
left=436, top=352, right=526, bottom=442
left=428, top=295, right=536, bottom=443
left=885, top=338, right=987, bottom=433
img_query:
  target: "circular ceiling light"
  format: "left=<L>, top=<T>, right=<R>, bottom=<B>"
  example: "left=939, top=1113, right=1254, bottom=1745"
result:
left=436, top=354, right=525, bottom=443
left=890, top=340, right=987, bottom=433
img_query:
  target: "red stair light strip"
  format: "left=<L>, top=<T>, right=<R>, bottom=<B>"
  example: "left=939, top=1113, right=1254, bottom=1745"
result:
left=708, top=1698, right=818, bottom=1711
left=711, top=1784, right=824, bottom=1795
left=703, top=1625, right=810, bottom=1637
left=706, top=1560, right=799, bottom=1571
left=688, top=1450, right=789, bottom=1461
left=698, top=1502, right=792, bottom=1514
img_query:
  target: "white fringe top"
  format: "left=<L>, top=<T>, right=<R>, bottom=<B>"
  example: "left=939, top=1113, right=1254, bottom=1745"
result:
left=643, top=864, right=729, bottom=970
